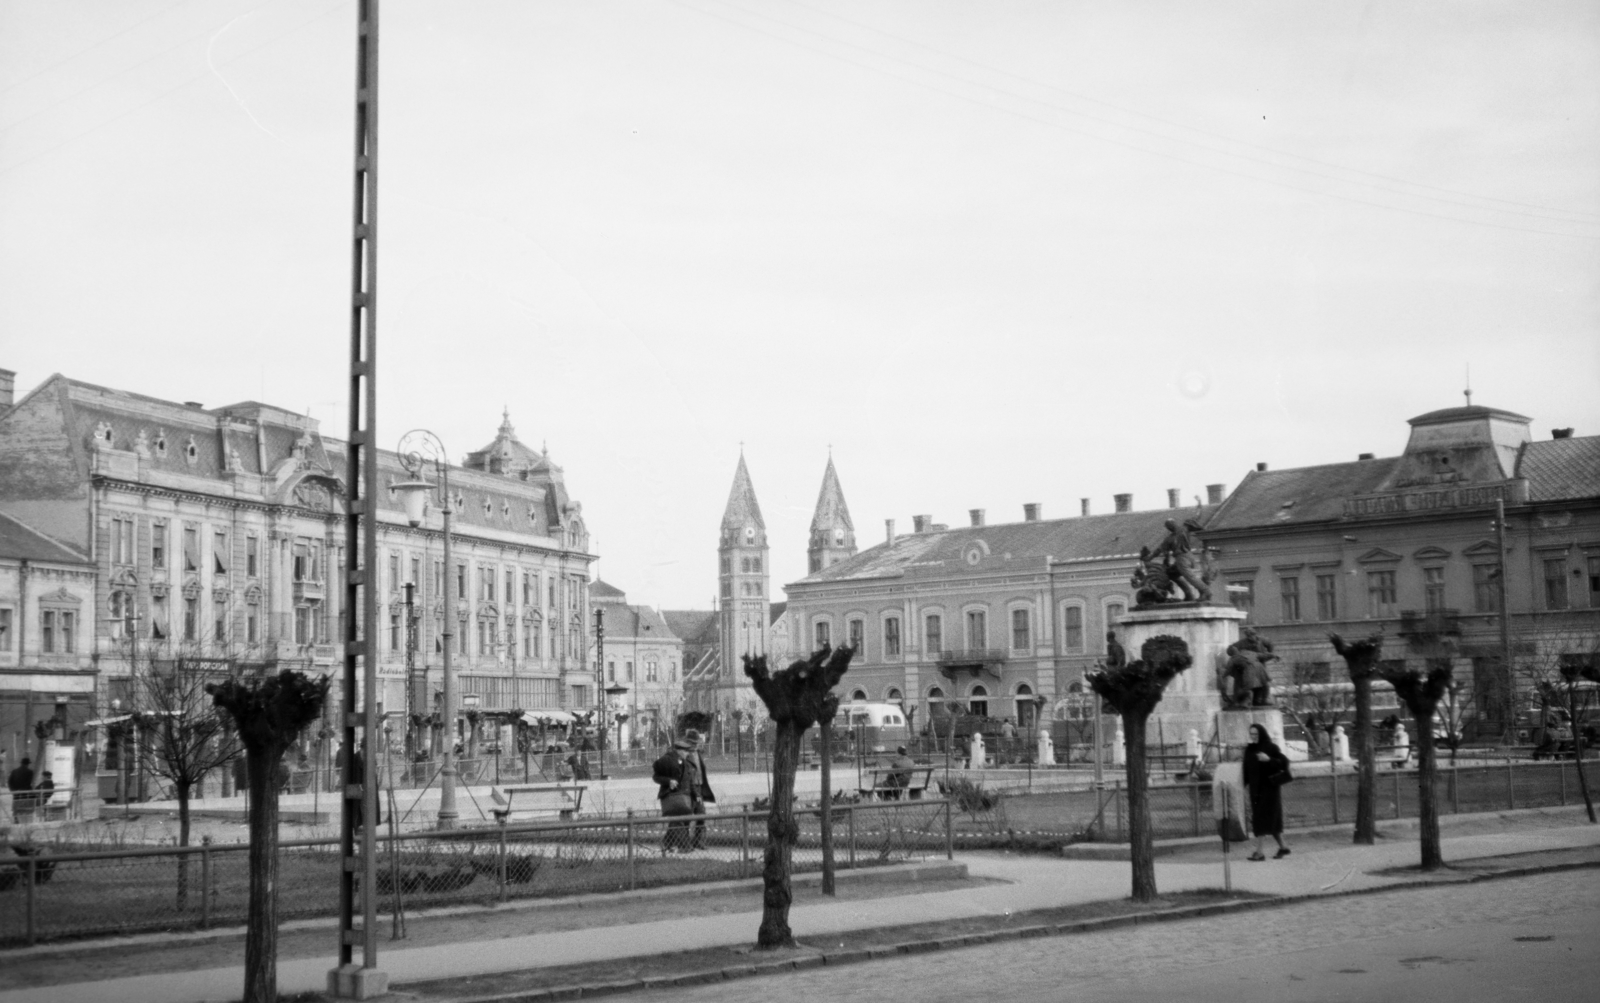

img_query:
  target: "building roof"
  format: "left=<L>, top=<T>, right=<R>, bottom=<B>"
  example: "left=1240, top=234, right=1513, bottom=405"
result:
left=0, top=512, right=87, bottom=564
left=1206, top=459, right=1400, bottom=529
left=1519, top=435, right=1600, bottom=502
left=791, top=506, right=1218, bottom=585
left=1409, top=405, right=1531, bottom=427
left=662, top=609, right=719, bottom=646
left=598, top=600, right=677, bottom=641
left=590, top=579, right=627, bottom=601
left=809, top=457, right=854, bottom=535
left=720, top=454, right=765, bottom=531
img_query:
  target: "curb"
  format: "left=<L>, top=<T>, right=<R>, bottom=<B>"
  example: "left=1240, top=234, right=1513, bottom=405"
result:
left=425, top=855, right=1600, bottom=1003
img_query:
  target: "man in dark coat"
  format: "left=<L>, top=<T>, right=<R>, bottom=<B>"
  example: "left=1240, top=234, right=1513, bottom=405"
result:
left=8, top=757, right=36, bottom=821
left=652, top=739, right=697, bottom=853
left=686, top=731, right=717, bottom=849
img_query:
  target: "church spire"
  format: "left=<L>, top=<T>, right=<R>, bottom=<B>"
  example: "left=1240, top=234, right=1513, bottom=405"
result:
left=807, top=455, right=857, bottom=574
left=721, top=453, right=765, bottom=536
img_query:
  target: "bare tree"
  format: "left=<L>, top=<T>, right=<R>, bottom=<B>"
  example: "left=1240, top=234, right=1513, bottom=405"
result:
left=1086, top=634, right=1193, bottom=901
left=1515, top=631, right=1600, bottom=824
left=1373, top=657, right=1453, bottom=871
left=742, top=644, right=855, bottom=948
left=208, top=669, right=330, bottom=1003
left=132, top=658, right=242, bottom=908
left=1330, top=633, right=1383, bottom=845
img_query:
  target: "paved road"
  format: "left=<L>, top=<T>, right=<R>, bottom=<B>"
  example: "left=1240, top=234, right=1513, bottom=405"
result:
left=634, top=870, right=1600, bottom=1003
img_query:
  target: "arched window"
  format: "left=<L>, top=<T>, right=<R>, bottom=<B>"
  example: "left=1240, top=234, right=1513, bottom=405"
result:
left=969, top=684, right=988, bottom=718
left=851, top=688, right=868, bottom=701
left=886, top=687, right=903, bottom=702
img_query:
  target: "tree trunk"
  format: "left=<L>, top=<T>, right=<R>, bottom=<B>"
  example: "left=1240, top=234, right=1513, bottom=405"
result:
left=758, top=722, right=803, bottom=948
left=1570, top=689, right=1596, bottom=824
left=1122, top=710, right=1156, bottom=902
left=1414, top=712, right=1441, bottom=872
left=243, top=748, right=282, bottom=1003
left=819, top=721, right=834, bottom=896
left=1353, top=675, right=1376, bottom=845
left=176, top=777, right=192, bottom=910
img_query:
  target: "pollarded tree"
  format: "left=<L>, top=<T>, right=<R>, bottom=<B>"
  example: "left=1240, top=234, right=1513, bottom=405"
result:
left=1330, top=633, right=1383, bottom=845
left=1372, top=657, right=1453, bottom=871
left=743, top=644, right=855, bottom=948
left=208, top=669, right=330, bottom=1003
left=1086, top=634, right=1192, bottom=902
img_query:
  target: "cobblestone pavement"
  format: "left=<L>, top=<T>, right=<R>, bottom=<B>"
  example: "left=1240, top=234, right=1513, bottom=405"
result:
left=633, top=870, right=1600, bottom=1003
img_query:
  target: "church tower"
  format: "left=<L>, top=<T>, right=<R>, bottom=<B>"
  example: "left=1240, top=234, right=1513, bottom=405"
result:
left=807, top=455, right=857, bottom=574
left=719, top=453, right=769, bottom=676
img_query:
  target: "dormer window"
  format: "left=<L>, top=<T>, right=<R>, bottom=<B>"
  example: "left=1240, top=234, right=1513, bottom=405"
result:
left=154, top=433, right=168, bottom=457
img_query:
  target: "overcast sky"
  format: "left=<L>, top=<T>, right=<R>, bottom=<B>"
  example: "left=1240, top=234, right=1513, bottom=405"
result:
left=2, top=0, right=1596, bottom=610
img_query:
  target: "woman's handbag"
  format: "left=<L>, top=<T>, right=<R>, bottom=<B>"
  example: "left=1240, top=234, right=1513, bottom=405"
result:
left=1269, top=761, right=1294, bottom=787
left=661, top=791, right=694, bottom=815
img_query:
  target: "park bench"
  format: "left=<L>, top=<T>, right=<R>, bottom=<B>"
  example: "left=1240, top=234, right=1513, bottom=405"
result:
left=1375, top=745, right=1413, bottom=768
left=858, top=766, right=935, bottom=801
left=490, top=783, right=586, bottom=821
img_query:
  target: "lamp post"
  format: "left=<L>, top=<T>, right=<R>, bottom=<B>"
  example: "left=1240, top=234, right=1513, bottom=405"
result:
left=599, top=683, right=630, bottom=779
left=393, top=430, right=458, bottom=829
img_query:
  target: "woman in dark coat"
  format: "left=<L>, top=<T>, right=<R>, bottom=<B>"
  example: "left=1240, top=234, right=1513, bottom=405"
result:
left=1242, top=723, right=1291, bottom=860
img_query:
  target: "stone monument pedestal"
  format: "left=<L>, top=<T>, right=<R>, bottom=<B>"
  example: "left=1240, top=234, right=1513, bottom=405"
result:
left=1116, top=603, right=1246, bottom=748
left=1216, top=707, right=1286, bottom=760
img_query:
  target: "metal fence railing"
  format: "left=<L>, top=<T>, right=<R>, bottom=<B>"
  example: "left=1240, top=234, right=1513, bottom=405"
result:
left=0, top=799, right=952, bottom=946
left=953, top=758, right=1594, bottom=843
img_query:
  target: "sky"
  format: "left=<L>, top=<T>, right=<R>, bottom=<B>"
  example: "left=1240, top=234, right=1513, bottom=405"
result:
left=2, top=0, right=1597, bottom=611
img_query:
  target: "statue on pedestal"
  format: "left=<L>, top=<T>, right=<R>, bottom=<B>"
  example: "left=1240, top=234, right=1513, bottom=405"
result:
left=1132, top=518, right=1213, bottom=605
left=1222, top=627, right=1277, bottom=708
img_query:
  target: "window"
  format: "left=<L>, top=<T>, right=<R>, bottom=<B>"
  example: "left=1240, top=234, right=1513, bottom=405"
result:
left=1062, top=606, right=1084, bottom=651
left=814, top=620, right=831, bottom=650
left=434, top=559, right=444, bottom=597
left=457, top=564, right=467, bottom=600
left=1316, top=574, right=1338, bottom=620
left=625, top=660, right=634, bottom=682
left=1106, top=602, right=1125, bottom=628
left=646, top=659, right=659, bottom=682
left=721, top=556, right=731, bottom=575
left=741, top=557, right=750, bottom=573
left=966, top=610, right=986, bottom=650
left=924, top=614, right=942, bottom=654
left=1296, top=661, right=1332, bottom=684
left=458, top=618, right=469, bottom=655
left=1544, top=558, right=1569, bottom=610
left=294, top=606, right=310, bottom=645
left=848, top=618, right=864, bottom=653
left=968, top=684, right=988, bottom=718
left=60, top=611, right=75, bottom=653
left=1590, top=555, right=1600, bottom=604
left=884, top=616, right=901, bottom=656
left=1229, top=580, right=1255, bottom=618
left=246, top=605, right=259, bottom=645
left=1280, top=577, right=1301, bottom=622
left=0, top=608, right=11, bottom=650
left=110, top=517, right=133, bottom=566
left=246, top=535, right=258, bottom=577
left=389, top=553, right=400, bottom=592
left=109, top=591, right=133, bottom=639
left=412, top=556, right=421, bottom=586
left=1011, top=608, right=1030, bottom=650
left=183, top=526, right=200, bottom=572
left=528, top=614, right=542, bottom=658
left=152, top=520, right=167, bottom=568
left=548, top=578, right=556, bottom=609
left=293, top=542, right=309, bottom=581
left=151, top=596, right=168, bottom=640
left=752, top=557, right=762, bottom=573
left=40, top=610, right=55, bottom=653
left=1423, top=567, right=1446, bottom=611
left=390, top=610, right=402, bottom=651
left=505, top=570, right=514, bottom=605
left=1472, top=564, right=1501, bottom=613
left=1366, top=570, right=1397, bottom=618
left=213, top=601, right=227, bottom=643
left=523, top=572, right=533, bottom=606
left=185, top=598, right=199, bottom=642
left=213, top=531, right=228, bottom=574
left=478, top=618, right=491, bottom=655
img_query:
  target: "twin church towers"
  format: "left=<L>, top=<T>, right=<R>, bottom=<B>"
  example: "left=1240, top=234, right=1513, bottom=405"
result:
left=714, top=452, right=856, bottom=678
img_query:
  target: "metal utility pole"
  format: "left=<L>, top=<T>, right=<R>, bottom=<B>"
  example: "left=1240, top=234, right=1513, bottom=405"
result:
left=332, top=0, right=385, bottom=996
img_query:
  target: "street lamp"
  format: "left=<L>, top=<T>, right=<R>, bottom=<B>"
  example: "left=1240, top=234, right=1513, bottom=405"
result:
left=393, top=429, right=458, bottom=830
left=599, top=683, right=630, bottom=780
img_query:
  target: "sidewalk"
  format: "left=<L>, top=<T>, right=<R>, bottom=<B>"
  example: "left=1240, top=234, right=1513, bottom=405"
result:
left=2, top=806, right=1595, bottom=1003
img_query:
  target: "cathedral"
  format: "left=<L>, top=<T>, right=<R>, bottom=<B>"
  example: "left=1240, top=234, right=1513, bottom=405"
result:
left=674, top=453, right=857, bottom=719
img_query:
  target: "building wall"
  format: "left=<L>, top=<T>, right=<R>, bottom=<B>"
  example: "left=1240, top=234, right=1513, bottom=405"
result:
left=0, top=557, right=96, bottom=762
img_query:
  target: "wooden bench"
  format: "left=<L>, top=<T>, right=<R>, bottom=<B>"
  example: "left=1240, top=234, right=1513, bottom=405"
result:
left=858, top=767, right=935, bottom=801
left=491, top=783, right=586, bottom=821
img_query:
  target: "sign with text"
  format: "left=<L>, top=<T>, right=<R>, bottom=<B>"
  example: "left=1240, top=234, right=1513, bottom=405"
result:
left=1342, top=480, right=1522, bottom=519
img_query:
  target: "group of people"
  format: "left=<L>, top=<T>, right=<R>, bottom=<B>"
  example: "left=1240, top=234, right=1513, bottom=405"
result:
left=651, top=732, right=716, bottom=853
left=5, top=757, right=58, bottom=821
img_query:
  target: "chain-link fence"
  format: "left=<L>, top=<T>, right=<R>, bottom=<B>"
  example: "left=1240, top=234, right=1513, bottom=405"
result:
left=0, top=799, right=951, bottom=946
left=954, top=758, right=1594, bottom=842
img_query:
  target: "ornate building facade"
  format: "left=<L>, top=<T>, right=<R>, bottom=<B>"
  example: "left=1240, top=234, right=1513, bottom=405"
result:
left=0, top=371, right=595, bottom=752
left=589, top=579, right=684, bottom=746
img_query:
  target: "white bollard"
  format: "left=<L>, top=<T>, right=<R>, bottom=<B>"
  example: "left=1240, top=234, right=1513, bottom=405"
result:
left=1038, top=728, right=1055, bottom=767
left=967, top=731, right=987, bottom=771
left=1185, top=728, right=1201, bottom=761
left=1112, top=722, right=1127, bottom=766
left=1392, top=723, right=1409, bottom=765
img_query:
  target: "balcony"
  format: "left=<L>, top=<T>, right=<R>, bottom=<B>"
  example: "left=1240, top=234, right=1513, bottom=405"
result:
left=293, top=578, right=325, bottom=603
left=934, top=648, right=1007, bottom=683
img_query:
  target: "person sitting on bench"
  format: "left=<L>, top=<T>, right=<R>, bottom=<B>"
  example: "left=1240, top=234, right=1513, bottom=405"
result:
left=882, top=746, right=916, bottom=797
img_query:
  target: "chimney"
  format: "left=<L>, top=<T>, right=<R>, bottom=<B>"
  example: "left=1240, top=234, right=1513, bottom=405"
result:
left=1255, top=462, right=1268, bottom=472
left=1553, top=428, right=1574, bottom=439
left=1206, top=483, right=1225, bottom=504
left=0, top=368, right=14, bottom=413
left=1023, top=503, right=1041, bottom=522
left=1167, top=488, right=1180, bottom=508
left=969, top=508, right=985, bottom=527
left=184, top=401, right=205, bottom=410
left=1113, top=494, right=1132, bottom=513
left=1080, top=498, right=1091, bottom=517
left=912, top=514, right=932, bottom=533
left=885, top=519, right=896, bottom=545
left=1357, top=452, right=1375, bottom=460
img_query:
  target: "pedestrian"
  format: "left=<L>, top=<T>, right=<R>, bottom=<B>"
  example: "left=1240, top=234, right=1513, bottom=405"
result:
left=687, top=731, right=717, bottom=848
left=36, top=770, right=55, bottom=794
left=652, top=738, right=697, bottom=854
left=8, top=756, right=36, bottom=821
left=1242, top=723, right=1292, bottom=860
left=884, top=745, right=916, bottom=799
